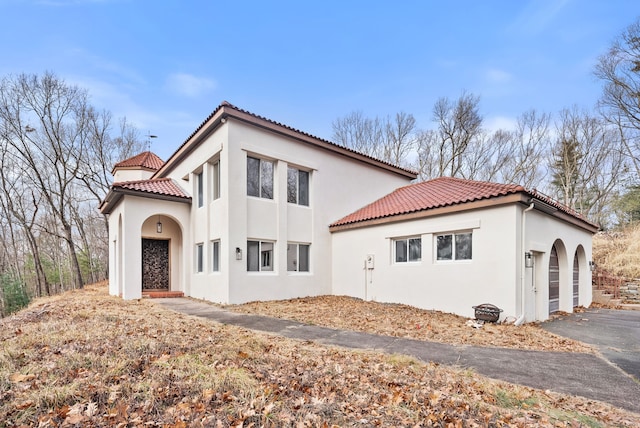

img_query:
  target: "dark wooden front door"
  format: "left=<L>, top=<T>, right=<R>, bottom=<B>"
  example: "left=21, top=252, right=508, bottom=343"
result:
left=549, top=245, right=560, bottom=313
left=142, top=238, right=169, bottom=290
left=573, top=253, right=579, bottom=307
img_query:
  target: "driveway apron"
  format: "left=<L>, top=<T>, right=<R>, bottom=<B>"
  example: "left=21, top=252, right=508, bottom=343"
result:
left=154, top=298, right=640, bottom=414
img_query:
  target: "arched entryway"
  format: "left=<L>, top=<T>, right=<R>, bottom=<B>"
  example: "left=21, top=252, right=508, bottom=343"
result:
left=549, top=245, right=560, bottom=313
left=141, top=215, right=182, bottom=293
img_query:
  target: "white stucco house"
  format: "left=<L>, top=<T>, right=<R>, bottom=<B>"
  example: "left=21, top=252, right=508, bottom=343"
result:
left=99, top=101, right=598, bottom=323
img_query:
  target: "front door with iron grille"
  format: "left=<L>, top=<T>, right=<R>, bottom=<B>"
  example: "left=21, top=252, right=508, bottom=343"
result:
left=142, top=238, right=170, bottom=290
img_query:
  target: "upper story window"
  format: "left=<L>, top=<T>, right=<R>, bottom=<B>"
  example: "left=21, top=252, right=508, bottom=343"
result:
left=196, top=171, right=204, bottom=208
left=436, top=232, right=472, bottom=261
left=394, top=237, right=422, bottom=263
left=247, top=156, right=273, bottom=199
left=287, top=167, right=309, bottom=206
left=212, top=160, right=220, bottom=200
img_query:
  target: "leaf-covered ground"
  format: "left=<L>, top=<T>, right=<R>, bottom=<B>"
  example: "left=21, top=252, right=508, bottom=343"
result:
left=225, top=295, right=594, bottom=353
left=2, top=284, right=638, bottom=427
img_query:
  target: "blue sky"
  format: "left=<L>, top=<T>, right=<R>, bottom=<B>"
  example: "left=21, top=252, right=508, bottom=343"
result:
left=1, top=0, right=637, bottom=160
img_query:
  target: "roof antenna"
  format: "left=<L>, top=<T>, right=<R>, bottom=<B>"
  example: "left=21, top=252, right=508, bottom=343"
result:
left=145, top=132, right=158, bottom=151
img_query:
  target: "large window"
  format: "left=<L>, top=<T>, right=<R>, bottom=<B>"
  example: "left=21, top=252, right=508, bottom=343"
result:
left=394, top=237, right=422, bottom=263
left=287, top=243, right=310, bottom=272
left=212, top=160, right=220, bottom=200
left=247, top=240, right=274, bottom=271
left=247, top=156, right=274, bottom=199
left=196, top=171, right=204, bottom=208
left=287, top=167, right=309, bottom=206
left=212, top=240, right=220, bottom=272
left=195, top=243, right=204, bottom=273
left=436, top=232, right=472, bottom=261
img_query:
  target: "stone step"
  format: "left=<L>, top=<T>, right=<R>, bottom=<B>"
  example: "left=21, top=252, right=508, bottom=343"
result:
left=142, top=291, right=184, bottom=298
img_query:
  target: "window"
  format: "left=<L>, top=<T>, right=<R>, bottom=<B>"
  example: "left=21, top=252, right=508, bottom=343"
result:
left=212, top=240, right=220, bottom=272
left=394, top=237, right=422, bottom=263
left=247, top=240, right=274, bottom=271
left=436, top=232, right=472, bottom=261
left=212, top=160, right=220, bottom=200
left=247, top=156, right=274, bottom=199
left=196, top=171, right=204, bottom=208
left=287, top=243, right=310, bottom=272
left=287, top=167, right=309, bottom=206
left=196, top=243, right=204, bottom=273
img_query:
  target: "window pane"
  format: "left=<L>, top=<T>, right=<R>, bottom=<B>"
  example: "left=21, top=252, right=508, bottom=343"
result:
left=437, top=235, right=452, bottom=260
left=395, top=239, right=407, bottom=263
left=409, top=238, right=422, bottom=262
left=287, top=167, right=297, bottom=204
left=455, top=233, right=472, bottom=260
left=196, top=244, right=203, bottom=272
left=298, top=170, right=309, bottom=206
left=261, top=242, right=273, bottom=271
left=213, top=161, right=220, bottom=200
left=247, top=157, right=260, bottom=197
left=212, top=241, right=219, bottom=272
left=260, top=160, right=274, bottom=199
left=247, top=241, right=259, bottom=271
left=197, top=172, right=203, bottom=208
left=287, top=243, right=297, bottom=271
left=299, top=244, right=309, bottom=272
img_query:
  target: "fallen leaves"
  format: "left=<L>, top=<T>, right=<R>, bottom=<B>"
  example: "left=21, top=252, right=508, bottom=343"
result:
left=226, top=295, right=595, bottom=353
left=0, top=283, right=637, bottom=427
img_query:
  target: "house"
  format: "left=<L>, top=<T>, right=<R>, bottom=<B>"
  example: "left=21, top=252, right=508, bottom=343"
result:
left=99, top=101, right=598, bottom=323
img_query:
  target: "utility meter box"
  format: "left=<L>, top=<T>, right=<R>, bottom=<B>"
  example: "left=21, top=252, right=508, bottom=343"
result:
left=366, top=254, right=375, bottom=269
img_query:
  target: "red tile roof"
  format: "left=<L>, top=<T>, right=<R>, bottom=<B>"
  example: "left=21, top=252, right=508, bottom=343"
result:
left=112, top=178, right=189, bottom=199
left=114, top=151, right=164, bottom=171
left=330, top=176, right=597, bottom=230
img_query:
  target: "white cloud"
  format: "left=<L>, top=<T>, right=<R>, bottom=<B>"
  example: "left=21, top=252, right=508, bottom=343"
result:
left=484, top=115, right=518, bottom=132
left=486, top=68, right=513, bottom=84
left=165, top=73, right=217, bottom=98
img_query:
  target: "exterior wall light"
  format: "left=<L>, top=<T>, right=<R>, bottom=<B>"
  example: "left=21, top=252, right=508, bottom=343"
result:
left=525, top=252, right=533, bottom=268
left=236, top=247, right=242, bottom=260
left=589, top=261, right=596, bottom=272
left=156, top=221, right=163, bottom=234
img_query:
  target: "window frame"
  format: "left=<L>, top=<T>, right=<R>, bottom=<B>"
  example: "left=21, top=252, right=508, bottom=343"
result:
left=211, top=240, right=220, bottom=272
left=393, top=236, right=422, bottom=263
left=247, top=240, right=275, bottom=272
left=247, top=156, right=274, bottom=200
left=287, top=242, right=310, bottom=272
left=195, top=243, right=204, bottom=273
left=287, top=166, right=310, bottom=206
left=212, top=160, right=220, bottom=201
left=435, top=231, right=473, bottom=262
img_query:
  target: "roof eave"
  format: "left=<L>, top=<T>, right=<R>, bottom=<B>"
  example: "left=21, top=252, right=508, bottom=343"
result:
left=99, top=187, right=191, bottom=215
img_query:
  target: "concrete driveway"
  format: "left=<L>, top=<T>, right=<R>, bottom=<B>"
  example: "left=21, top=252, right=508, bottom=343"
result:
left=541, top=308, right=640, bottom=380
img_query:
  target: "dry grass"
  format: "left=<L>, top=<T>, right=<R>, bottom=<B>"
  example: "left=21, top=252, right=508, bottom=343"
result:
left=226, top=295, right=595, bottom=353
left=1, top=283, right=639, bottom=427
left=593, top=223, right=640, bottom=279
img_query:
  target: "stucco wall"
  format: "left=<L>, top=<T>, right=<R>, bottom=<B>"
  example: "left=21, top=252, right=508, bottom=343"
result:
left=331, top=203, right=594, bottom=322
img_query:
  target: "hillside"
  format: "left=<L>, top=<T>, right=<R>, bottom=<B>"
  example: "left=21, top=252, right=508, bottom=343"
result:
left=1, top=284, right=639, bottom=426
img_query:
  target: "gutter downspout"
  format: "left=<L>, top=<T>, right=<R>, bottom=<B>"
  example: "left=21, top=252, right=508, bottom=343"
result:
left=515, top=202, right=535, bottom=326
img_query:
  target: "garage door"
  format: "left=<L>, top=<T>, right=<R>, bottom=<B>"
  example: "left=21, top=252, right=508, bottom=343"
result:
left=549, top=245, right=560, bottom=313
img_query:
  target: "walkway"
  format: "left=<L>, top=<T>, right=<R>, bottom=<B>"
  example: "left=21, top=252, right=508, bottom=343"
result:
left=154, top=298, right=640, bottom=414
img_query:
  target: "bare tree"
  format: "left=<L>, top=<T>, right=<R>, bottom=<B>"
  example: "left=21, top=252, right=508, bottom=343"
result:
left=594, top=18, right=640, bottom=176
left=332, top=110, right=417, bottom=167
left=550, top=107, right=625, bottom=226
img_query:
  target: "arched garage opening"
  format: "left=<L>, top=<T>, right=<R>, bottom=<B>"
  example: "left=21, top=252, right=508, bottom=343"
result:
left=549, top=239, right=568, bottom=314
left=574, top=244, right=587, bottom=307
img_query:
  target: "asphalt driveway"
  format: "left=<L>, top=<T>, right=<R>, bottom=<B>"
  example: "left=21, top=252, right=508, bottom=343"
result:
left=541, top=308, right=640, bottom=381
left=155, top=298, right=640, bottom=413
